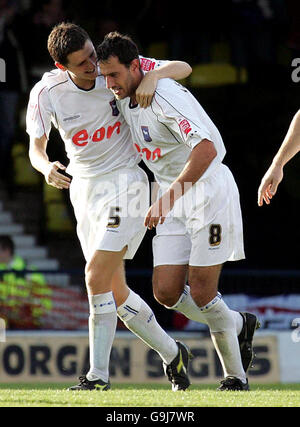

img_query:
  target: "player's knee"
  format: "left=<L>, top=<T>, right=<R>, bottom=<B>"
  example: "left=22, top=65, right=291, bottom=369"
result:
left=85, top=268, right=98, bottom=292
left=189, top=278, right=218, bottom=307
left=154, top=288, right=178, bottom=307
left=153, top=279, right=180, bottom=307
left=85, top=261, right=107, bottom=293
left=188, top=265, right=222, bottom=304
left=189, top=287, right=208, bottom=307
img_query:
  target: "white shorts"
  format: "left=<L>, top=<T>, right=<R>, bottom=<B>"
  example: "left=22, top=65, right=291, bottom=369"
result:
left=153, top=164, right=245, bottom=267
left=70, top=166, right=149, bottom=262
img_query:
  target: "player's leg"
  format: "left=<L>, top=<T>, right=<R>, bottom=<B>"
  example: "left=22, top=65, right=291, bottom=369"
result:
left=69, top=173, right=131, bottom=390
left=113, top=262, right=179, bottom=365
left=152, top=169, right=258, bottom=388
left=152, top=233, right=253, bottom=353
left=86, top=248, right=126, bottom=384
left=185, top=165, right=258, bottom=390
left=188, top=264, right=248, bottom=388
left=110, top=261, right=129, bottom=306
left=153, top=264, right=187, bottom=307
left=68, top=247, right=126, bottom=391
left=153, top=263, right=209, bottom=324
left=112, top=261, right=190, bottom=391
left=152, top=233, right=210, bottom=325
left=153, top=260, right=247, bottom=342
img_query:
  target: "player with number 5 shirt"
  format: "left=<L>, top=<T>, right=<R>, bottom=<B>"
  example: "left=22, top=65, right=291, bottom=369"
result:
left=26, top=22, right=194, bottom=392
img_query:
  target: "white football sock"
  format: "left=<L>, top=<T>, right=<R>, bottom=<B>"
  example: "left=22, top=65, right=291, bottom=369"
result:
left=168, top=284, right=211, bottom=324
left=199, top=294, right=246, bottom=382
left=231, top=310, right=243, bottom=336
left=169, top=285, right=243, bottom=335
left=86, top=291, right=117, bottom=383
left=117, top=289, right=178, bottom=365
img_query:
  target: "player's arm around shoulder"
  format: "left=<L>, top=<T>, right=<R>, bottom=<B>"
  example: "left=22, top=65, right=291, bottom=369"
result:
left=29, top=135, right=71, bottom=190
left=136, top=60, right=192, bottom=108
left=150, top=59, right=192, bottom=82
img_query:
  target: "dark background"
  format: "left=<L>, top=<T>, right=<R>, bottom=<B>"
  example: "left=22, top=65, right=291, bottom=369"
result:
left=2, top=0, right=300, bottom=328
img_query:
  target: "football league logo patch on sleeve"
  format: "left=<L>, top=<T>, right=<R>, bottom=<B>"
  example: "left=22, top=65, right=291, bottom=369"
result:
left=140, top=57, right=156, bottom=72
left=179, top=119, right=192, bottom=136
left=141, top=126, right=152, bottom=142
left=176, top=117, right=193, bottom=141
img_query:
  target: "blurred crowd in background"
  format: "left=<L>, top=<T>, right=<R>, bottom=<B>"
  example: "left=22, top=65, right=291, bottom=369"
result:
left=1, top=0, right=299, bottom=200
left=1, top=0, right=299, bottom=88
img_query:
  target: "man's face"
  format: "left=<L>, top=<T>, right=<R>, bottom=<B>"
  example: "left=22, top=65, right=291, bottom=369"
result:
left=60, top=39, right=98, bottom=83
left=99, top=55, right=139, bottom=99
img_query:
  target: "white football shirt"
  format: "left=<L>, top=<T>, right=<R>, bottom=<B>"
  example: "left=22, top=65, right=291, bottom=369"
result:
left=26, top=56, right=165, bottom=178
left=118, top=78, right=227, bottom=188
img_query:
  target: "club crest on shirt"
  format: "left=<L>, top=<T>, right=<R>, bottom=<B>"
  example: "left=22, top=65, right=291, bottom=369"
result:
left=110, top=99, right=120, bottom=116
left=141, top=126, right=152, bottom=142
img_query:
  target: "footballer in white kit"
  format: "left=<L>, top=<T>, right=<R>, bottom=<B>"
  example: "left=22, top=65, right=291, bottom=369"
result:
left=26, top=65, right=151, bottom=262
left=117, top=76, right=245, bottom=267
left=97, top=32, right=261, bottom=392
left=26, top=22, right=199, bottom=393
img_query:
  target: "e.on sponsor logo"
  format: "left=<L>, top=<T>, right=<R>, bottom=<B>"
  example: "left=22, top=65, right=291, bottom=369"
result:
left=134, top=143, right=161, bottom=161
left=72, top=121, right=121, bottom=147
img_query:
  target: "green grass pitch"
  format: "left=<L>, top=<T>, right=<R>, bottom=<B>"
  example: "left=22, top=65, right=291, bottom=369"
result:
left=0, top=383, right=300, bottom=407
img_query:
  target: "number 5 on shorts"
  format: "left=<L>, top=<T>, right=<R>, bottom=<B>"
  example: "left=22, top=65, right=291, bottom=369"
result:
left=107, top=207, right=121, bottom=228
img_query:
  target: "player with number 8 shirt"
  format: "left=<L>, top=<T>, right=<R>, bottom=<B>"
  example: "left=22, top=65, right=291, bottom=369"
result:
left=98, top=31, right=260, bottom=391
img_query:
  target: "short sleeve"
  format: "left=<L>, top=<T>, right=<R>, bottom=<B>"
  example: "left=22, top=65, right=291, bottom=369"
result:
left=139, top=56, right=169, bottom=72
left=26, top=82, right=53, bottom=140
left=152, top=80, right=213, bottom=150
left=169, top=116, right=212, bottom=150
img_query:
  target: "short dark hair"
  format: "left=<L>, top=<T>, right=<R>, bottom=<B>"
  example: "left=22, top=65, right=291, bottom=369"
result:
left=0, top=235, right=15, bottom=255
left=47, top=22, right=90, bottom=66
left=97, top=31, right=139, bottom=67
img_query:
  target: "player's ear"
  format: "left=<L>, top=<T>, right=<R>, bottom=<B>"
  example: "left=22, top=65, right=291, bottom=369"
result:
left=130, top=58, right=140, bottom=72
left=55, top=62, right=67, bottom=72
